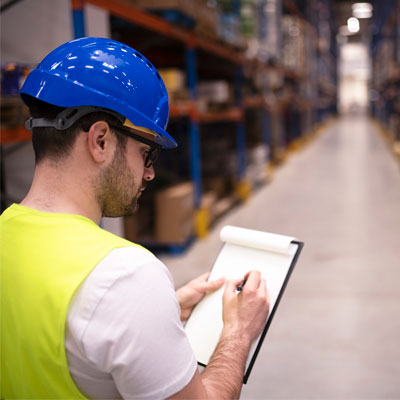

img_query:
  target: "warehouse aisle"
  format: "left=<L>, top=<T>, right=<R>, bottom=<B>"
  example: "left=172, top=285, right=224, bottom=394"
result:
left=160, top=113, right=400, bottom=399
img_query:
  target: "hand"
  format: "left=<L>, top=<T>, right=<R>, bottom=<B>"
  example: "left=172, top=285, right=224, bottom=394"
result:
left=176, top=273, right=225, bottom=321
left=222, top=270, right=270, bottom=344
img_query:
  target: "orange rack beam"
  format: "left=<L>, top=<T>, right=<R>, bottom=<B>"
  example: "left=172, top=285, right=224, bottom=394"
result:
left=243, top=96, right=265, bottom=109
left=0, top=126, right=31, bottom=145
left=198, top=108, right=243, bottom=123
left=169, top=103, right=190, bottom=118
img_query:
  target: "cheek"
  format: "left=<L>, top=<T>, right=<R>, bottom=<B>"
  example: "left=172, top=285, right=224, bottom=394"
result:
left=125, top=148, right=144, bottom=182
left=125, top=144, right=140, bottom=167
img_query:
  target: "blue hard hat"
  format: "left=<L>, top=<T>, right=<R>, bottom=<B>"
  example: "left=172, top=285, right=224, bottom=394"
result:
left=20, top=37, right=177, bottom=149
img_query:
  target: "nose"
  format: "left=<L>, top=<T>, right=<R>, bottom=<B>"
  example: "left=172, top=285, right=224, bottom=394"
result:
left=144, top=165, right=155, bottom=181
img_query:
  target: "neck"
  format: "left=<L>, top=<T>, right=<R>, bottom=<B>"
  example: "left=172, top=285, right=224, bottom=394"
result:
left=21, top=160, right=102, bottom=225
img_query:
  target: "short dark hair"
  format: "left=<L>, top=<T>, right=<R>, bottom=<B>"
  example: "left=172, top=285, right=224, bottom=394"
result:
left=27, top=98, right=128, bottom=164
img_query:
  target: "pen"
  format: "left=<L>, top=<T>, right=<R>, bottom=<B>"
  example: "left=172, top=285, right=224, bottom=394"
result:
left=237, top=279, right=247, bottom=292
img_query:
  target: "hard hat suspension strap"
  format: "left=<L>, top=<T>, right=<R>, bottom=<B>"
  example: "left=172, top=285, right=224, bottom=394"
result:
left=25, top=106, right=125, bottom=132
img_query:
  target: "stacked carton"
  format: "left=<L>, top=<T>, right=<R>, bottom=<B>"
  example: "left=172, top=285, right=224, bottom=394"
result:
left=155, top=182, right=194, bottom=244
left=1, top=64, right=31, bottom=127
left=246, top=144, right=269, bottom=187
left=131, top=0, right=219, bottom=39
left=197, top=80, right=234, bottom=112
left=282, top=15, right=306, bottom=74
left=158, top=68, right=188, bottom=105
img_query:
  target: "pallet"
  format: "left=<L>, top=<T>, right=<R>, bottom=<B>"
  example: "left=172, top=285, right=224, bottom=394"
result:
left=141, top=235, right=195, bottom=255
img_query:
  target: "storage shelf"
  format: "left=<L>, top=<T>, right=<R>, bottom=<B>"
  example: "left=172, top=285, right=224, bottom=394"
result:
left=243, top=96, right=313, bottom=112
left=87, top=0, right=243, bottom=65
left=370, top=0, right=399, bottom=164
left=87, top=0, right=189, bottom=42
left=78, top=0, right=337, bottom=244
left=0, top=126, right=31, bottom=145
left=283, top=0, right=318, bottom=36
left=87, top=0, right=303, bottom=77
left=243, top=96, right=265, bottom=109
left=198, top=108, right=243, bottom=123
left=170, top=104, right=244, bottom=123
left=169, top=103, right=191, bottom=118
left=243, top=96, right=285, bottom=112
left=195, top=37, right=243, bottom=64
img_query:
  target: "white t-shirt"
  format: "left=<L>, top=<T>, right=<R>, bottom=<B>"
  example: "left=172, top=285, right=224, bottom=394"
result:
left=65, top=246, right=197, bottom=399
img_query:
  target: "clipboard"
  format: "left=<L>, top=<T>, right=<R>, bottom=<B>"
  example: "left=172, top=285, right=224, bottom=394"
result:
left=184, top=225, right=304, bottom=384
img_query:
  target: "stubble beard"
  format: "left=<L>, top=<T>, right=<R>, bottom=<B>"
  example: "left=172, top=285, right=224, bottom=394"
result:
left=95, top=145, right=144, bottom=218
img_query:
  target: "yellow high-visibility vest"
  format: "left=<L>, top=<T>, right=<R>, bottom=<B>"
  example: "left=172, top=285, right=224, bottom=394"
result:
left=0, top=204, right=143, bottom=398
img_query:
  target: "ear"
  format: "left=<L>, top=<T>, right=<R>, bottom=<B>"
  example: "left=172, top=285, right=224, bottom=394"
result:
left=86, top=121, right=116, bottom=163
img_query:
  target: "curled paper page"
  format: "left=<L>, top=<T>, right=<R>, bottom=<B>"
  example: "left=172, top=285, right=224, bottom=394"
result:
left=220, top=225, right=297, bottom=255
left=185, top=225, right=303, bottom=382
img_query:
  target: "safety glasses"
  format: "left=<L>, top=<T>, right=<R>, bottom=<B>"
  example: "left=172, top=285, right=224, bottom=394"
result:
left=109, top=125, right=161, bottom=168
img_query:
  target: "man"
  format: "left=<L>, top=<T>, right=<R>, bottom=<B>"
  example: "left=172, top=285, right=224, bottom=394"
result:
left=0, top=37, right=269, bottom=399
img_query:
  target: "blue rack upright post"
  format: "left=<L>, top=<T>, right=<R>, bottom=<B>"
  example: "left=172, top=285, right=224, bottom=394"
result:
left=71, top=0, right=86, bottom=39
left=186, top=43, right=208, bottom=237
left=234, top=66, right=251, bottom=200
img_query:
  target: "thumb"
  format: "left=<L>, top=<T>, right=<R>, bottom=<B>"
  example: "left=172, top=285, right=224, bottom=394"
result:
left=201, top=276, right=226, bottom=293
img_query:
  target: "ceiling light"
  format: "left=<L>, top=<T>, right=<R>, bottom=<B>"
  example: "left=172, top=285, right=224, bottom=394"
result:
left=353, top=9, right=372, bottom=18
left=339, top=25, right=352, bottom=36
left=352, top=3, right=373, bottom=12
left=352, top=2, right=373, bottom=18
left=347, top=17, right=360, bottom=33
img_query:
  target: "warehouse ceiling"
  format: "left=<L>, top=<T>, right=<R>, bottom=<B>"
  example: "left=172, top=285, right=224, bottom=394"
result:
left=334, top=1, right=397, bottom=45
left=333, top=1, right=373, bottom=42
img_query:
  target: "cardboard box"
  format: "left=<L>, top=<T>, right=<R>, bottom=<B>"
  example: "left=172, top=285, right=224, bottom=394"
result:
left=194, top=2, right=219, bottom=40
left=123, top=200, right=153, bottom=242
left=0, top=96, right=30, bottom=127
left=159, top=68, right=185, bottom=92
left=201, top=191, right=218, bottom=222
left=197, top=81, right=231, bottom=103
left=155, top=182, right=194, bottom=244
left=124, top=215, right=139, bottom=243
left=158, top=68, right=189, bottom=104
left=119, top=0, right=219, bottom=39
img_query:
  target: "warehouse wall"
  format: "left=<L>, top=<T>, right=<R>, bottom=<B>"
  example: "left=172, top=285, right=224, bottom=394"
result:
left=1, top=0, right=110, bottom=63
left=1, top=0, right=124, bottom=236
left=1, top=0, right=70, bottom=209
left=338, top=43, right=370, bottom=114
left=1, top=0, right=72, bottom=64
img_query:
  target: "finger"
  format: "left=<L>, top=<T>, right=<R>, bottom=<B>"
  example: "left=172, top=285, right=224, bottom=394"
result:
left=188, top=272, right=209, bottom=287
left=243, top=270, right=261, bottom=291
left=197, top=276, right=225, bottom=293
left=259, top=279, right=271, bottom=310
left=258, top=278, right=267, bottom=298
left=224, top=278, right=243, bottom=295
left=194, top=276, right=225, bottom=293
left=204, top=276, right=225, bottom=292
left=194, top=272, right=209, bottom=283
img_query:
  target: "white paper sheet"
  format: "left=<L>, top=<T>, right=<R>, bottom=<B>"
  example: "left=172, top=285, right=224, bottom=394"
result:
left=184, top=225, right=299, bottom=375
left=220, top=225, right=295, bottom=254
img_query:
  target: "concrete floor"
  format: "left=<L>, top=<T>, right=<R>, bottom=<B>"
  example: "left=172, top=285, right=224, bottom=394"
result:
left=160, top=114, right=400, bottom=399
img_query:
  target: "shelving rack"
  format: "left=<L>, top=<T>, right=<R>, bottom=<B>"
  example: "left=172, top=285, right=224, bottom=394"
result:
left=370, top=0, right=400, bottom=160
left=1, top=0, right=338, bottom=250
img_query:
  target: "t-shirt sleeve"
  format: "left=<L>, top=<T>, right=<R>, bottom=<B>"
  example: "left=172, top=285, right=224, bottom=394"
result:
left=78, top=248, right=197, bottom=399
